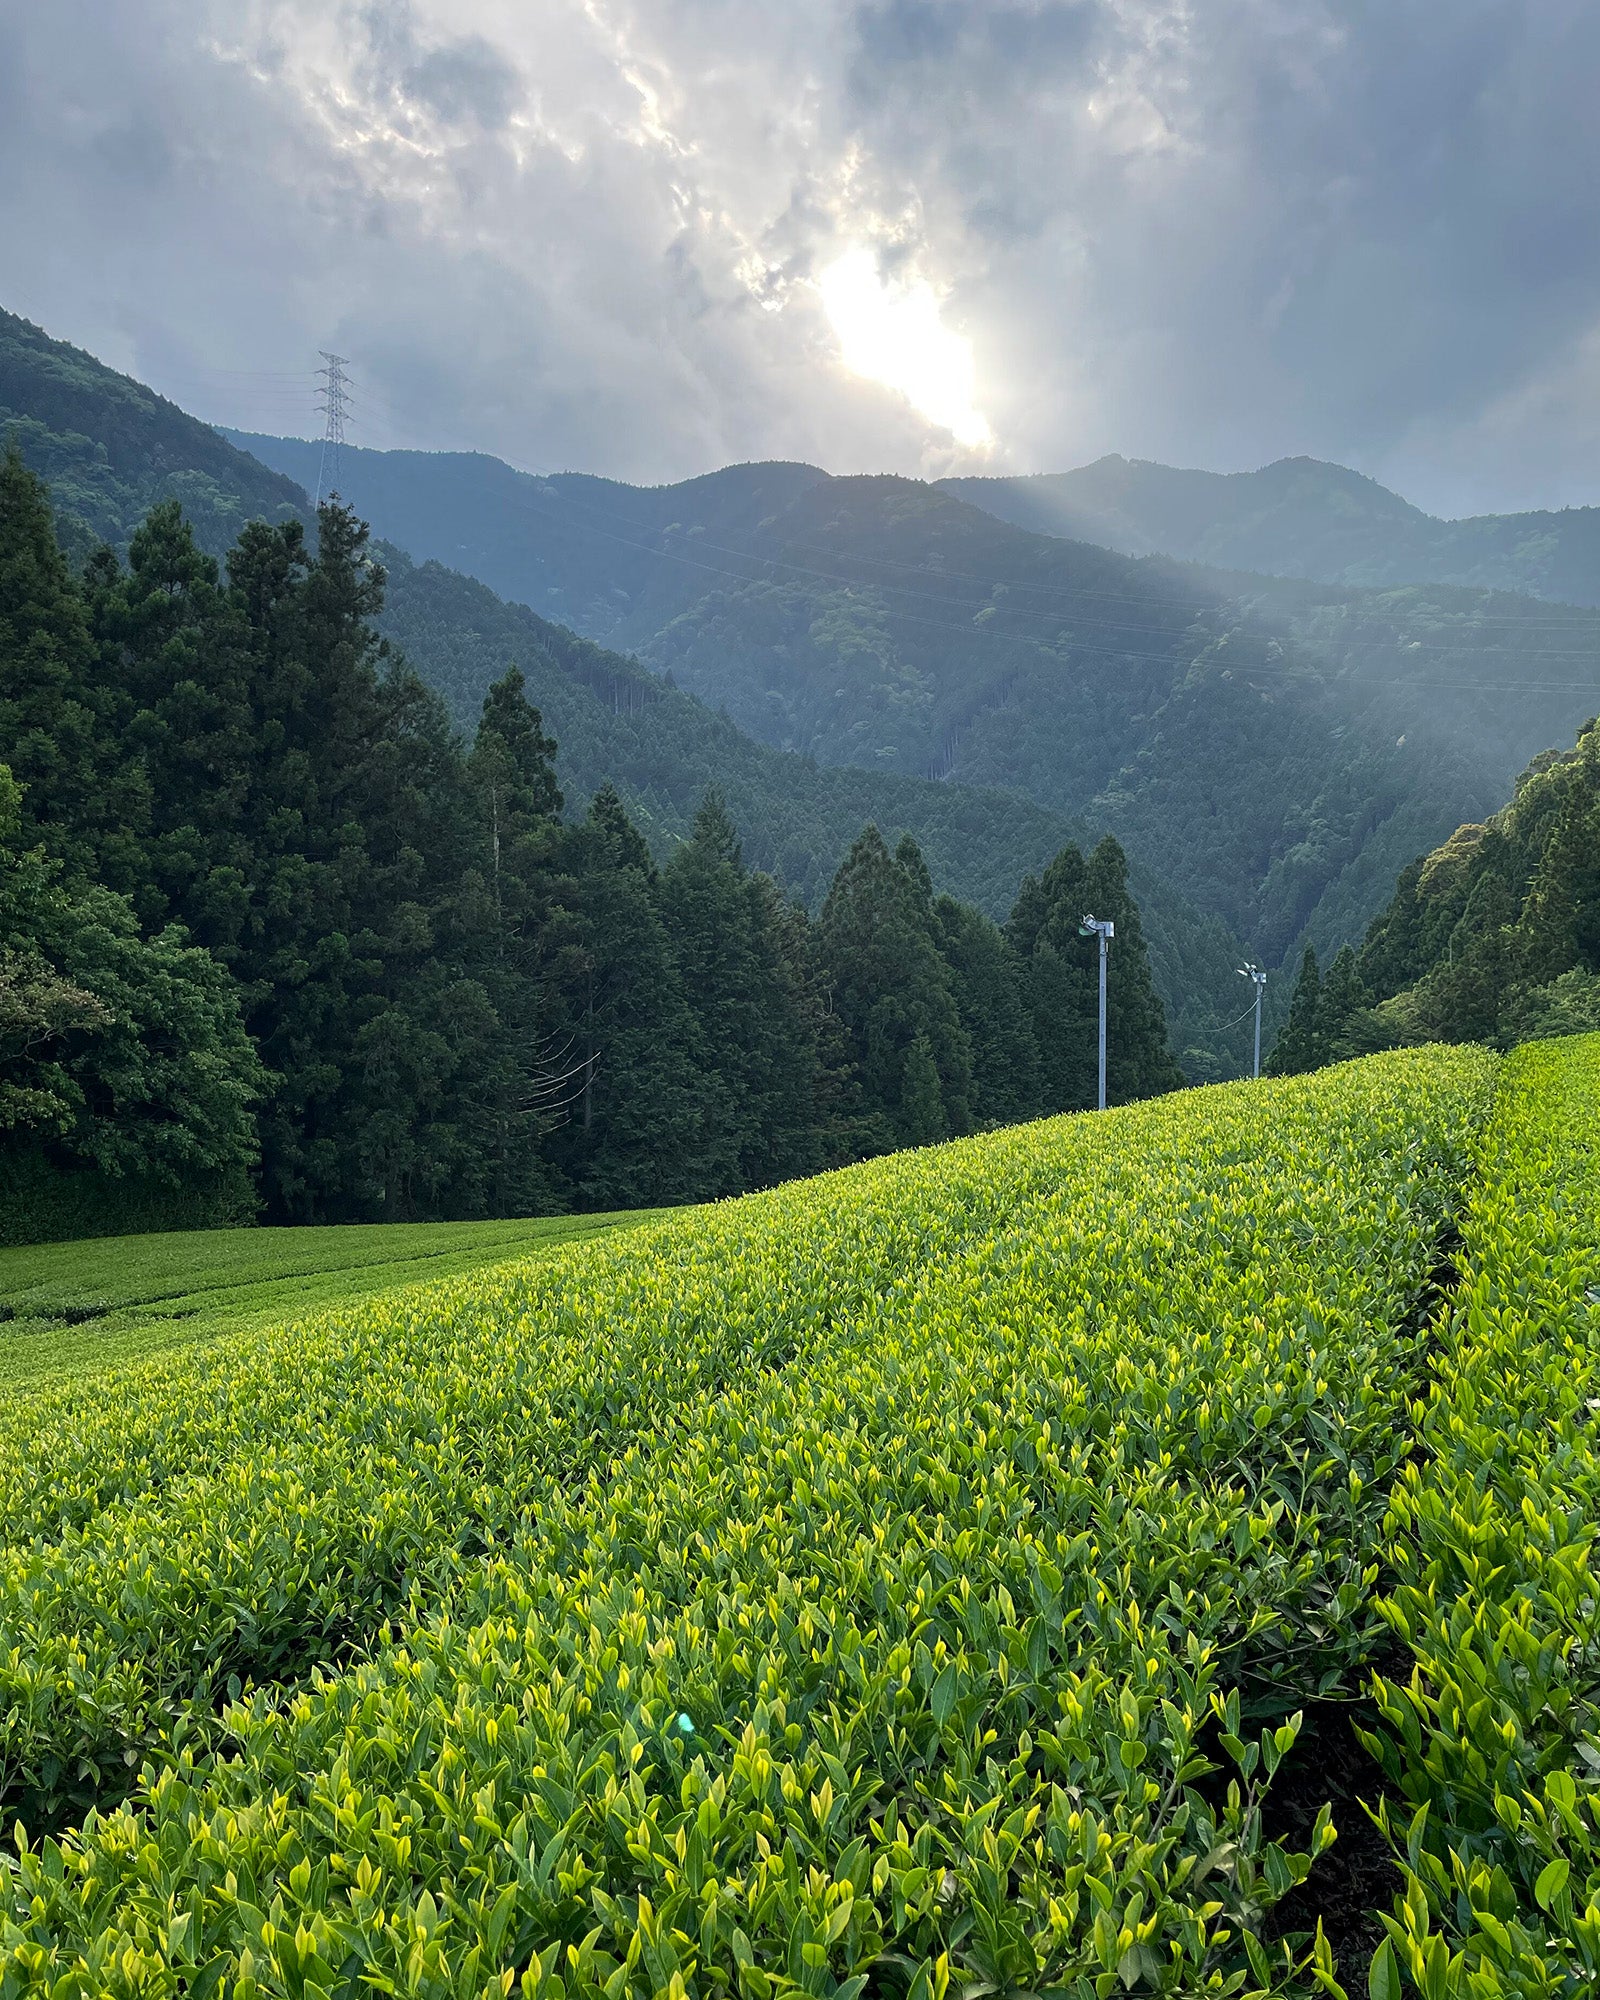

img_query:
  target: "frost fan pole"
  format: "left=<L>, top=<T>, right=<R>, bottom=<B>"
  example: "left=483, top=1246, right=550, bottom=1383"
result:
left=1239, top=962, right=1268, bottom=1079
left=1080, top=915, right=1115, bottom=1111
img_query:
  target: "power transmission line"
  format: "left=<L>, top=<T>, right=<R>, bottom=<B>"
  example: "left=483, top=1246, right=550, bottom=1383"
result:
left=315, top=352, right=351, bottom=506
left=161, top=354, right=1600, bottom=636
left=263, top=382, right=1600, bottom=694
left=238, top=385, right=1600, bottom=649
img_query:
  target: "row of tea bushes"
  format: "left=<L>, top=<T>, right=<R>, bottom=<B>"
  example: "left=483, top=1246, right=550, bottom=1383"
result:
left=1365, top=1035, right=1600, bottom=1997
left=0, top=1116, right=1141, bottom=1830
left=1, top=1048, right=1496, bottom=1996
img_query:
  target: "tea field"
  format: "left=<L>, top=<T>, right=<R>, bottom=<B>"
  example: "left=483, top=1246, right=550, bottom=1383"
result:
left=2, top=1040, right=1597, bottom=1998
left=0, top=1211, right=657, bottom=1391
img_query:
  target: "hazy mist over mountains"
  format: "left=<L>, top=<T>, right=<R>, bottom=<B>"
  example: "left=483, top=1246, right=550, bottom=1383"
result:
left=7, top=0, right=1600, bottom=1099
left=227, top=422, right=1600, bottom=972
left=7, top=3, right=1600, bottom=515
left=230, top=429, right=1600, bottom=608
left=943, top=457, right=1600, bottom=605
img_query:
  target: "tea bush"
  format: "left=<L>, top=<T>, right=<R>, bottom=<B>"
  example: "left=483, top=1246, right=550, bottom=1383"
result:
left=0, top=1048, right=1511, bottom=1996
left=1364, top=1037, right=1600, bottom=1997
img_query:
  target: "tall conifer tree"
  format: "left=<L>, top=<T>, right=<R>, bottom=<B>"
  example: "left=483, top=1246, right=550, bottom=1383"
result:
left=933, top=894, right=1040, bottom=1126
left=1008, top=837, right=1179, bottom=1110
left=819, top=825, right=973, bottom=1153
left=659, top=790, right=821, bottom=1192
left=545, top=786, right=703, bottom=1207
left=1267, top=946, right=1322, bottom=1075
left=0, top=450, right=141, bottom=886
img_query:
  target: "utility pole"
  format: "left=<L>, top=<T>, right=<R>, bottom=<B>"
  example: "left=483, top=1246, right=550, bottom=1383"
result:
left=314, top=351, right=350, bottom=506
left=1079, top=915, right=1115, bottom=1110
left=1239, top=962, right=1268, bottom=1079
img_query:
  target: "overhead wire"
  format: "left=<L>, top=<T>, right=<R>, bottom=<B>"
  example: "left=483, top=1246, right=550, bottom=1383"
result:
left=1191, top=997, right=1270, bottom=1040
left=138, top=354, right=1600, bottom=640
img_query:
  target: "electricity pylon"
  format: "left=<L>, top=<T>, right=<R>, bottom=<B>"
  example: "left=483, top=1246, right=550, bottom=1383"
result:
left=314, top=352, right=350, bottom=506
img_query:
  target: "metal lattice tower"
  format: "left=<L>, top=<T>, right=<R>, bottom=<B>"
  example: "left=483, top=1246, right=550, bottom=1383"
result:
left=314, top=351, right=350, bottom=506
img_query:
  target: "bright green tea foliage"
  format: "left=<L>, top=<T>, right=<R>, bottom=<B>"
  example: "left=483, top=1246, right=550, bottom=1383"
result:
left=1363, top=1036, right=1600, bottom=1998
left=0, top=1116, right=1167, bottom=1833
left=0, top=1214, right=656, bottom=1392
left=0, top=1050, right=1496, bottom=1996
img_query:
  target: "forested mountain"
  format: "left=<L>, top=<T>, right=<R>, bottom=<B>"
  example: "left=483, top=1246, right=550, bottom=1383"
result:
left=372, top=548, right=1249, bottom=1074
left=227, top=433, right=1600, bottom=972
left=377, top=543, right=1073, bottom=913
left=0, top=306, right=1247, bottom=1065
left=1269, top=716, right=1600, bottom=1073
left=943, top=455, right=1600, bottom=605
left=1, top=308, right=304, bottom=563
left=1, top=454, right=1182, bottom=1240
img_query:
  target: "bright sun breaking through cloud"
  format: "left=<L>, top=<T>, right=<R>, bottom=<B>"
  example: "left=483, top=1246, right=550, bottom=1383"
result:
left=818, top=248, right=993, bottom=449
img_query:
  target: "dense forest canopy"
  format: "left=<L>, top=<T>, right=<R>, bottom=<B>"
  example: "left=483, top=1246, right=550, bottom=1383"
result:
left=1269, top=717, right=1600, bottom=1074
left=0, top=304, right=1248, bottom=1066
left=231, top=432, right=1600, bottom=978
left=0, top=451, right=1182, bottom=1241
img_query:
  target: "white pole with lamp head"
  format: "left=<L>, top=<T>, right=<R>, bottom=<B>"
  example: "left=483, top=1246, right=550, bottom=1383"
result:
left=1079, top=915, right=1115, bottom=1110
left=1239, top=962, right=1268, bottom=1078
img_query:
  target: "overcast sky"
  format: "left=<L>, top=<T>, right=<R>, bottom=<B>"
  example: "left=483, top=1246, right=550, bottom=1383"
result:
left=3, top=0, right=1598, bottom=515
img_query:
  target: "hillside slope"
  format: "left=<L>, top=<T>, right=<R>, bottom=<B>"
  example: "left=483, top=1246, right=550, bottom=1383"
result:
left=0, top=309, right=1084, bottom=914
left=376, top=541, right=1098, bottom=914
left=942, top=454, right=1600, bottom=604
left=1360, top=720, right=1600, bottom=1056
left=1305, top=716, right=1600, bottom=1063
left=374, top=547, right=1247, bottom=1066
left=227, top=434, right=1600, bottom=967
left=1, top=306, right=1247, bottom=1067
left=1, top=309, right=305, bottom=560
left=0, top=1043, right=1518, bottom=1991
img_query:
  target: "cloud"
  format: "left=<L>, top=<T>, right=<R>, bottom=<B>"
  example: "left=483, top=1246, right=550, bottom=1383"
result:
left=819, top=246, right=992, bottom=447
left=1, top=0, right=1598, bottom=512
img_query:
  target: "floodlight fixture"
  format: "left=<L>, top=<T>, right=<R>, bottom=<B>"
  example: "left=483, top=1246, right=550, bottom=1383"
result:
left=1238, top=962, right=1268, bottom=1078
left=1080, top=914, right=1115, bottom=1109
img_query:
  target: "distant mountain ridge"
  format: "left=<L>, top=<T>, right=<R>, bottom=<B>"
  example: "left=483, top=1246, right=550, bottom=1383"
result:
left=0, top=307, right=304, bottom=561
left=226, top=426, right=1600, bottom=608
left=226, top=431, right=1600, bottom=981
left=0, top=304, right=1257, bottom=1077
left=941, top=455, right=1600, bottom=604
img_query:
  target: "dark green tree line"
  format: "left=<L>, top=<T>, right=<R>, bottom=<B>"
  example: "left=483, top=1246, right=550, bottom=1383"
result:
left=1, top=455, right=1182, bottom=1239
left=1269, top=718, right=1600, bottom=1073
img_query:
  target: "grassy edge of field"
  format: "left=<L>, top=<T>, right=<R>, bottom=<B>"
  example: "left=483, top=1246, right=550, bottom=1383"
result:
left=0, top=1209, right=666, bottom=1392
